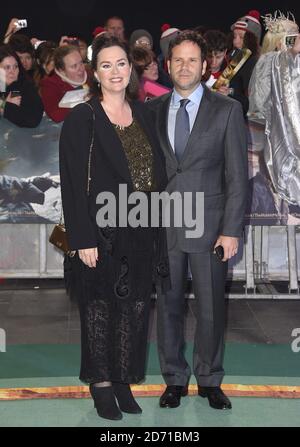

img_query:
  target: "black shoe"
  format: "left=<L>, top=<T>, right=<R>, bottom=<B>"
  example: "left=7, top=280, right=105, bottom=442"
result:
left=89, top=384, right=123, bottom=420
left=159, top=385, right=189, bottom=408
left=198, top=386, right=232, bottom=410
left=113, top=382, right=142, bottom=414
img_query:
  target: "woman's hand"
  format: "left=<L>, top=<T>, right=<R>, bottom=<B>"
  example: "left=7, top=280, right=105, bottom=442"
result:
left=6, top=92, right=22, bottom=107
left=4, top=18, right=19, bottom=43
left=79, top=247, right=99, bottom=268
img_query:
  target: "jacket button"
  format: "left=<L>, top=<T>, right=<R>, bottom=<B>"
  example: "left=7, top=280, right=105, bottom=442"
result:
left=177, top=168, right=182, bottom=174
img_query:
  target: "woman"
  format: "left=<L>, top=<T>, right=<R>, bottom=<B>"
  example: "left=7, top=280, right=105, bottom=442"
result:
left=33, top=41, right=57, bottom=92
left=131, top=46, right=170, bottom=101
left=225, top=29, right=259, bottom=116
left=8, top=34, right=37, bottom=80
left=0, top=45, right=44, bottom=127
left=40, top=45, right=89, bottom=123
left=59, top=34, right=169, bottom=421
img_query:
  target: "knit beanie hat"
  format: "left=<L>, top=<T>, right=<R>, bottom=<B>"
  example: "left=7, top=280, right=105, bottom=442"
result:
left=231, top=10, right=262, bottom=43
left=160, top=24, right=180, bottom=58
left=129, top=29, right=153, bottom=48
left=92, top=26, right=106, bottom=38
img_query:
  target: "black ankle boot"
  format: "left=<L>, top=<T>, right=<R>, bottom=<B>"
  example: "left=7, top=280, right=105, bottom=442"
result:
left=113, top=382, right=142, bottom=414
left=89, top=384, right=122, bottom=421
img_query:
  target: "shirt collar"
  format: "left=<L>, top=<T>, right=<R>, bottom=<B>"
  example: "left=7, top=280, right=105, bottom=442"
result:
left=172, top=83, right=204, bottom=106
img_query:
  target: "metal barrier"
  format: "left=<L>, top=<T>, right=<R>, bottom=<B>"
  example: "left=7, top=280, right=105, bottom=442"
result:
left=0, top=223, right=299, bottom=299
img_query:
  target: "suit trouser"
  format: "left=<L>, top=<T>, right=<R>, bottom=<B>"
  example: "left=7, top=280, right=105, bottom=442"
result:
left=157, top=246, right=228, bottom=387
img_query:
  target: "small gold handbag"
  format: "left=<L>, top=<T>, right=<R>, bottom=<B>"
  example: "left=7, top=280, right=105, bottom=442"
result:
left=49, top=103, right=95, bottom=257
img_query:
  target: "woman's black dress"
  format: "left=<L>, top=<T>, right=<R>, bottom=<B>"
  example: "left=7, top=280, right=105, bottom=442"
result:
left=60, top=101, right=170, bottom=385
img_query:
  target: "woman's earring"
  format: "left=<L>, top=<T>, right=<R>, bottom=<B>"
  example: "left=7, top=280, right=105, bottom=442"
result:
left=94, top=74, right=100, bottom=86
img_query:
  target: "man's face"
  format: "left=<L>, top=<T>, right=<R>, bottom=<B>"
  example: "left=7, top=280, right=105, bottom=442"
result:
left=207, top=50, right=226, bottom=73
left=167, top=40, right=207, bottom=95
left=106, top=19, right=125, bottom=40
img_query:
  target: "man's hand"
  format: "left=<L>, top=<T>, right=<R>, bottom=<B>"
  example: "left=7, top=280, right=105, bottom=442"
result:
left=214, top=235, right=239, bottom=262
left=79, top=247, right=99, bottom=268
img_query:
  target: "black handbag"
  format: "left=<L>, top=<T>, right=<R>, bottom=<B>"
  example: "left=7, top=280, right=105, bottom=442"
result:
left=49, top=103, right=95, bottom=256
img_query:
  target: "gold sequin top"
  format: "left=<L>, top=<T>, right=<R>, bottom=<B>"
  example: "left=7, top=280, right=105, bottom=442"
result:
left=114, top=119, right=155, bottom=192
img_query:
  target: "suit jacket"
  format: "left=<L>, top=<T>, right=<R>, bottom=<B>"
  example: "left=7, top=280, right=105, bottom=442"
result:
left=59, top=96, right=167, bottom=251
left=147, top=84, right=248, bottom=253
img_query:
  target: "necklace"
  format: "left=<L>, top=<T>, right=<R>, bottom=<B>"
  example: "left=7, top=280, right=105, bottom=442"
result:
left=114, top=124, right=126, bottom=131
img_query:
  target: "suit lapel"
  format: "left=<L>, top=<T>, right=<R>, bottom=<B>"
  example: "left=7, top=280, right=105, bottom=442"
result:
left=90, top=97, right=133, bottom=190
left=181, top=86, right=216, bottom=163
left=157, top=94, right=178, bottom=164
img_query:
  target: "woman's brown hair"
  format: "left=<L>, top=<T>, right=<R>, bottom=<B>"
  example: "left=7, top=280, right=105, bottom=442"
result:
left=90, top=34, right=139, bottom=100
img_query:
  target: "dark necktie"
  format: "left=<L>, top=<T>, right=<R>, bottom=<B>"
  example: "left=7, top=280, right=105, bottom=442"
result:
left=174, top=98, right=191, bottom=163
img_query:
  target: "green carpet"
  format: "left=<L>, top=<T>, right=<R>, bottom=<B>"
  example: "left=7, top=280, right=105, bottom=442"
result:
left=0, top=342, right=299, bottom=379
left=1, top=392, right=300, bottom=427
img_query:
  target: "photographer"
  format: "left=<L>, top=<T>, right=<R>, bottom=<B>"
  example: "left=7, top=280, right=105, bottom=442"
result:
left=0, top=45, right=44, bottom=128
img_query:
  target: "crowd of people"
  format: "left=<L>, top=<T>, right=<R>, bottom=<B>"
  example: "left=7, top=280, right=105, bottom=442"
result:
left=1, top=10, right=299, bottom=128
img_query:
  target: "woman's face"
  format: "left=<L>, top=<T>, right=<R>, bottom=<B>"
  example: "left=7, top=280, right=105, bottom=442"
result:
left=96, top=45, right=131, bottom=95
left=44, top=57, right=55, bottom=75
left=233, top=29, right=246, bottom=49
left=17, top=52, right=34, bottom=71
left=143, top=59, right=159, bottom=81
left=60, top=50, right=86, bottom=83
left=0, top=56, right=19, bottom=86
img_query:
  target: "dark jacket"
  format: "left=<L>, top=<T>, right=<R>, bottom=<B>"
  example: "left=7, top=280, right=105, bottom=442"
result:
left=59, top=96, right=168, bottom=251
left=3, top=78, right=44, bottom=128
left=229, top=55, right=258, bottom=116
left=147, top=85, right=248, bottom=252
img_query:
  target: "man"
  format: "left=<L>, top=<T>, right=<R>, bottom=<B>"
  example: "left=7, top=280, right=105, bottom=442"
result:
left=104, top=16, right=126, bottom=41
left=148, top=31, right=248, bottom=410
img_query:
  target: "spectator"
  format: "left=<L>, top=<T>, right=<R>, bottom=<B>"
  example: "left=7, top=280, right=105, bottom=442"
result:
left=131, top=46, right=170, bottom=101
left=157, top=24, right=179, bottom=88
left=33, top=41, right=57, bottom=91
left=129, top=29, right=153, bottom=50
left=40, top=45, right=89, bottom=123
left=0, top=45, right=44, bottom=128
left=203, top=29, right=228, bottom=86
left=104, top=16, right=126, bottom=41
left=8, top=34, right=36, bottom=80
left=78, top=37, right=89, bottom=63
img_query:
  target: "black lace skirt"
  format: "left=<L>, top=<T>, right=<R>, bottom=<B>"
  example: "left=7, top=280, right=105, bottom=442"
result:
left=66, top=225, right=169, bottom=385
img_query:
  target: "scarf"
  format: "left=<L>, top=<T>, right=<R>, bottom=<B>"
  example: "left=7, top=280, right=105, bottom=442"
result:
left=55, top=68, right=87, bottom=88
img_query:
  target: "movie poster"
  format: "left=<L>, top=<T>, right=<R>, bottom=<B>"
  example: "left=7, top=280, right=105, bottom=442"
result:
left=0, top=116, right=62, bottom=223
left=1, top=114, right=300, bottom=225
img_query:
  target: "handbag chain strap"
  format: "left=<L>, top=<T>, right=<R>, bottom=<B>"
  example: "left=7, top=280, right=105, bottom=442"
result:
left=59, top=102, right=96, bottom=225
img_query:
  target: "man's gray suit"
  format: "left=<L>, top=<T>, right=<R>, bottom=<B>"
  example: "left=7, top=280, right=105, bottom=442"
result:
left=148, top=85, right=248, bottom=387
